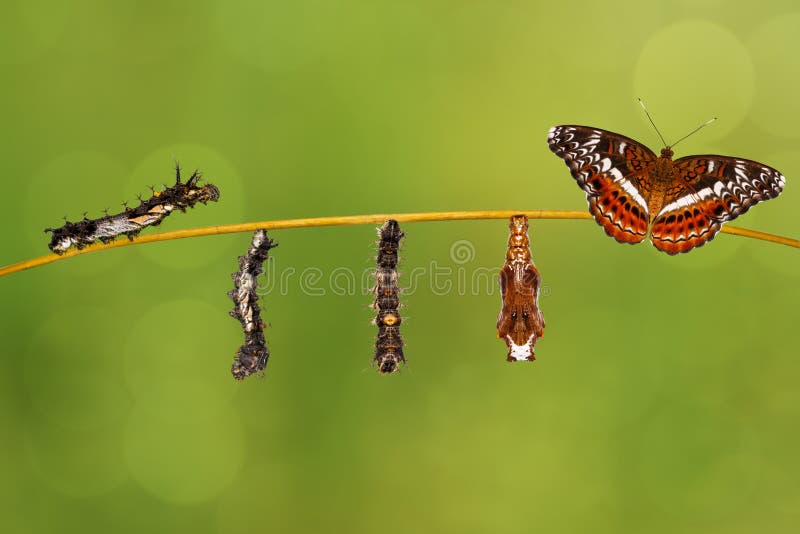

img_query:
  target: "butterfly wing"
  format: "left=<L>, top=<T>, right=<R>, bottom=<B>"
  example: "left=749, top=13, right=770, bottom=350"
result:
left=548, top=126, right=654, bottom=244
left=650, top=156, right=786, bottom=254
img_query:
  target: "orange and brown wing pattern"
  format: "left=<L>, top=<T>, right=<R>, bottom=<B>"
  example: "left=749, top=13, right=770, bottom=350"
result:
left=548, top=126, right=654, bottom=244
left=650, top=156, right=786, bottom=254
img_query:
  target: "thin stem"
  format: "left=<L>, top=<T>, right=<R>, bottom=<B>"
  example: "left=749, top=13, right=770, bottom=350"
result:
left=1, top=210, right=797, bottom=278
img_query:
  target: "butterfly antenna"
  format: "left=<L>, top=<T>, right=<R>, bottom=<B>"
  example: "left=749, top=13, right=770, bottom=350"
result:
left=670, top=117, right=718, bottom=150
left=638, top=98, right=668, bottom=148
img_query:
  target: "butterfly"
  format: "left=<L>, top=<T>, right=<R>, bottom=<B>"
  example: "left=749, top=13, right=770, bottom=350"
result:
left=547, top=125, right=786, bottom=254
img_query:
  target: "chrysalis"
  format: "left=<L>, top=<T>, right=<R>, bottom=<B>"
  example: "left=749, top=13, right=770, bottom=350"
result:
left=45, top=165, right=220, bottom=254
left=372, top=220, right=405, bottom=374
left=497, top=215, right=545, bottom=361
left=229, top=229, right=277, bottom=380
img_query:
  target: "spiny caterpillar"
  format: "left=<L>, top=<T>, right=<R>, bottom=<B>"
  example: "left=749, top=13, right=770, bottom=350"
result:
left=44, top=165, right=220, bottom=254
left=372, top=219, right=405, bottom=374
left=497, top=215, right=545, bottom=361
left=229, top=229, right=277, bottom=381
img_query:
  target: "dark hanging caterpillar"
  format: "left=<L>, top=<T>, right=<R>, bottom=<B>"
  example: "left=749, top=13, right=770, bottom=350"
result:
left=372, top=219, right=405, bottom=374
left=44, top=164, right=220, bottom=254
left=229, top=229, right=277, bottom=381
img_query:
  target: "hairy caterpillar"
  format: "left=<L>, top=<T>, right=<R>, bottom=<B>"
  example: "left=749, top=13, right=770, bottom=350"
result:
left=372, top=220, right=405, bottom=374
left=45, top=165, right=220, bottom=254
left=229, top=229, right=277, bottom=380
left=497, top=215, right=545, bottom=361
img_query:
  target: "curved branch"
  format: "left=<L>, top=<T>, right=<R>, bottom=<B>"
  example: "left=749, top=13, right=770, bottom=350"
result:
left=1, top=210, right=797, bottom=278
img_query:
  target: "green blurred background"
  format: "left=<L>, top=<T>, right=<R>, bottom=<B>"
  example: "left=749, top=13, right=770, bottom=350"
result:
left=2, top=1, right=799, bottom=532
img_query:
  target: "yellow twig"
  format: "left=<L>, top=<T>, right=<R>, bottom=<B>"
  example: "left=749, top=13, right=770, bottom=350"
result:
left=1, top=210, right=797, bottom=278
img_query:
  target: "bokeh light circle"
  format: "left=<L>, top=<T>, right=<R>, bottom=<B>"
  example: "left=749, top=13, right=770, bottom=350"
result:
left=23, top=305, right=132, bottom=431
left=0, top=1, right=67, bottom=64
left=24, top=150, right=128, bottom=275
left=123, top=299, right=239, bottom=423
left=124, top=402, right=245, bottom=504
left=634, top=20, right=754, bottom=143
left=26, top=421, right=129, bottom=498
left=747, top=13, right=800, bottom=139
left=126, top=144, right=244, bottom=270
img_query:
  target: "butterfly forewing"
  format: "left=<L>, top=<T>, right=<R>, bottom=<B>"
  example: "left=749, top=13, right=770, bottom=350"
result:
left=650, top=156, right=786, bottom=254
left=548, top=126, right=652, bottom=244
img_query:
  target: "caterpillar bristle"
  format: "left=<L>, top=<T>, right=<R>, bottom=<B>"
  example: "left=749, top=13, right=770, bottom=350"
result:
left=44, top=164, right=221, bottom=254
left=229, top=229, right=277, bottom=380
left=372, top=219, right=406, bottom=374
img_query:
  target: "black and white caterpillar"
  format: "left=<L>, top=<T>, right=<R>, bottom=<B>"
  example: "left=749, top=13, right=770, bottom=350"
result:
left=372, top=220, right=405, bottom=374
left=45, top=165, right=220, bottom=254
left=229, top=229, right=277, bottom=381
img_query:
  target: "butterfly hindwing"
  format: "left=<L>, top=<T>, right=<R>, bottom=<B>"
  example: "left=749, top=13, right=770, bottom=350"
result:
left=548, top=126, right=652, bottom=244
left=648, top=187, right=723, bottom=255
left=650, top=156, right=786, bottom=254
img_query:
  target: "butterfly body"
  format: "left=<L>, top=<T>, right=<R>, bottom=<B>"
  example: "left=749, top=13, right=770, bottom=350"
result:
left=634, top=147, right=677, bottom=217
left=548, top=126, right=786, bottom=254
